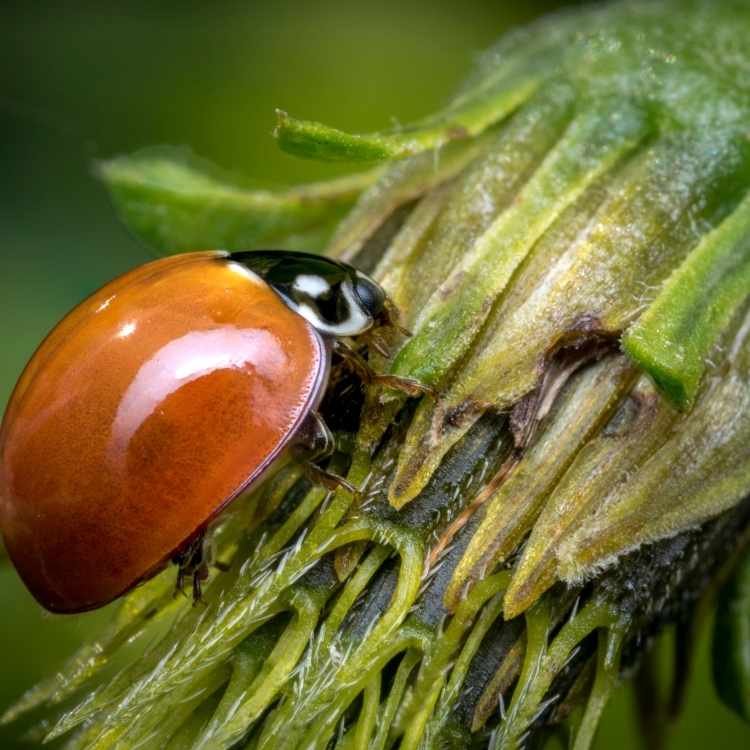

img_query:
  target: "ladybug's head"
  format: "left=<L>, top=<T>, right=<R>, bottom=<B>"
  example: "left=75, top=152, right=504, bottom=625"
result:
left=351, top=271, right=386, bottom=320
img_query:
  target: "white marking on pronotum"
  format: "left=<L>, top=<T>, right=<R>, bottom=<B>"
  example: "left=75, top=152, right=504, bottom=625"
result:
left=292, top=280, right=372, bottom=337
left=293, top=273, right=331, bottom=298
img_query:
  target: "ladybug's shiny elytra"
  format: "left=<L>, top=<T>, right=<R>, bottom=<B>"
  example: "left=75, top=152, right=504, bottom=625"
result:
left=0, top=250, right=424, bottom=613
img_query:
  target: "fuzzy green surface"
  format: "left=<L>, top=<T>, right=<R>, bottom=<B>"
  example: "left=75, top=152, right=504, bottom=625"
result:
left=623, top=193, right=750, bottom=409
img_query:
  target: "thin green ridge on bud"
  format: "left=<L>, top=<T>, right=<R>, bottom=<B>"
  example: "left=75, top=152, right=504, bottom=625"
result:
left=624, top=189, right=750, bottom=410
left=327, top=132, right=491, bottom=261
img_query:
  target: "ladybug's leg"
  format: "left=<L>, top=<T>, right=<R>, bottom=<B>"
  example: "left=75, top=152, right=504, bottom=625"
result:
left=192, top=562, right=210, bottom=603
left=172, top=532, right=210, bottom=605
left=333, top=340, right=434, bottom=397
left=174, top=566, right=187, bottom=599
left=292, top=411, right=359, bottom=496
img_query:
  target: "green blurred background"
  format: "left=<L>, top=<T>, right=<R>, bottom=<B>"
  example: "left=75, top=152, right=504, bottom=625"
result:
left=0, top=1, right=747, bottom=747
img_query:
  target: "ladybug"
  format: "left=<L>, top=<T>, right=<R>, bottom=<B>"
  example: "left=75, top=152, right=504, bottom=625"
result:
left=0, top=250, right=424, bottom=613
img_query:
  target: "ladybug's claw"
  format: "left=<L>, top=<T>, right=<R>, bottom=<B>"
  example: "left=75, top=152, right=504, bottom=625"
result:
left=370, top=373, right=435, bottom=398
left=303, top=462, right=361, bottom=498
left=173, top=569, right=188, bottom=599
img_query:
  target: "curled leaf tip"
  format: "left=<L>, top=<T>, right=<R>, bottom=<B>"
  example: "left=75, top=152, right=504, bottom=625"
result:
left=274, top=110, right=403, bottom=163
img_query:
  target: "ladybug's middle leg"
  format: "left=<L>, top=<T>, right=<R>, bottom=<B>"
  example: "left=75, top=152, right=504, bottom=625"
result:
left=292, top=410, right=359, bottom=496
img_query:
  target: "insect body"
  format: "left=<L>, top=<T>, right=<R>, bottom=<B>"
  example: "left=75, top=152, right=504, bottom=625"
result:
left=0, top=250, right=420, bottom=613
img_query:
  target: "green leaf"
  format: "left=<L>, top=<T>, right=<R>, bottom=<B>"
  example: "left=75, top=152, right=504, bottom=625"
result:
left=623, top=190, right=750, bottom=410
left=713, top=550, right=750, bottom=722
left=97, top=146, right=379, bottom=252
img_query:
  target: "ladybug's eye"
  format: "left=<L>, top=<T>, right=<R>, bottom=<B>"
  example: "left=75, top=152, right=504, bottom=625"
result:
left=353, top=273, right=386, bottom=318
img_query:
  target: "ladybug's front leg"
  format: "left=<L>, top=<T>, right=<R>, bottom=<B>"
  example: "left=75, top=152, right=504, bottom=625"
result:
left=333, top=340, right=434, bottom=397
left=291, top=411, right=359, bottom=496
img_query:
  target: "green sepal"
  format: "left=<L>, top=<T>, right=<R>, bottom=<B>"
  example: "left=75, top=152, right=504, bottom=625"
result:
left=623, top=190, right=750, bottom=410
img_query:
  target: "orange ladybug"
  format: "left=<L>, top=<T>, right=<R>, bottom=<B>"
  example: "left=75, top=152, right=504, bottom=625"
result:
left=0, top=250, right=421, bottom=613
